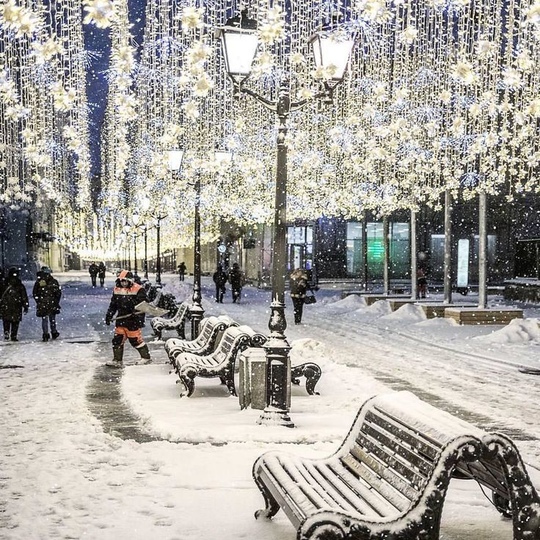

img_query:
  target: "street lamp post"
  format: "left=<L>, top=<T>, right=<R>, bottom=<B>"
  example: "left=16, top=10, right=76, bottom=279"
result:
left=155, top=213, right=167, bottom=285
left=140, top=197, right=167, bottom=285
left=122, top=225, right=132, bottom=271
left=168, top=149, right=232, bottom=339
left=133, top=232, right=138, bottom=276
left=143, top=224, right=149, bottom=279
left=191, top=170, right=204, bottom=338
left=219, top=13, right=354, bottom=427
left=168, top=149, right=205, bottom=337
left=131, top=213, right=145, bottom=277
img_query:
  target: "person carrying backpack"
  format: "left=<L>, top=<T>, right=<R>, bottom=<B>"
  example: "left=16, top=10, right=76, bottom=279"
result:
left=32, top=266, right=62, bottom=342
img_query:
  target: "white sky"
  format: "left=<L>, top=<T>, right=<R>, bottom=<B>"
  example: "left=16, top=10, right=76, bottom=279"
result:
left=1, top=270, right=540, bottom=540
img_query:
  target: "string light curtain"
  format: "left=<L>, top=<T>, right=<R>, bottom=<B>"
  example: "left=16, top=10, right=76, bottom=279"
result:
left=0, top=0, right=92, bottom=262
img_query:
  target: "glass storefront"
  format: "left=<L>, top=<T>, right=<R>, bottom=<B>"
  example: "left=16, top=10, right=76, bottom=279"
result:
left=287, top=226, right=313, bottom=271
left=346, top=221, right=410, bottom=279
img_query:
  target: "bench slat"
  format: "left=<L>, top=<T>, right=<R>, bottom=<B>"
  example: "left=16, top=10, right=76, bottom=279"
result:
left=364, top=409, right=441, bottom=461
left=289, top=459, right=364, bottom=515
left=341, top=451, right=414, bottom=513
left=355, top=429, right=431, bottom=490
left=328, top=458, right=404, bottom=517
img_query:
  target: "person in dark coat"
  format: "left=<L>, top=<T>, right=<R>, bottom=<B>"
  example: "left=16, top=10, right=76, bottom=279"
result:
left=212, top=266, right=228, bottom=303
left=0, top=267, right=29, bottom=341
left=88, top=262, right=98, bottom=287
left=98, top=262, right=106, bottom=287
left=105, top=269, right=151, bottom=367
left=228, top=263, right=244, bottom=303
left=32, top=266, right=62, bottom=342
left=177, top=262, right=187, bottom=281
left=289, top=268, right=309, bottom=325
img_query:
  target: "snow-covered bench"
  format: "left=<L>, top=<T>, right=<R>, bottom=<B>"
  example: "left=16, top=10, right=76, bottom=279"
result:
left=151, top=302, right=190, bottom=340
left=173, top=325, right=267, bottom=397
left=253, top=390, right=540, bottom=540
left=291, top=362, right=321, bottom=396
left=164, top=315, right=237, bottom=363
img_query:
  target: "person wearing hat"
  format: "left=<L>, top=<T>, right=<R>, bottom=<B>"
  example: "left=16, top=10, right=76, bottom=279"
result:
left=0, top=267, right=29, bottom=341
left=32, top=266, right=62, bottom=342
left=104, top=269, right=152, bottom=367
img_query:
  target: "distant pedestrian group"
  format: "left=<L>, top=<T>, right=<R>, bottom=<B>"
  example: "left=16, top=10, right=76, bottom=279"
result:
left=89, top=262, right=106, bottom=287
left=212, top=263, right=245, bottom=303
left=0, top=265, right=62, bottom=342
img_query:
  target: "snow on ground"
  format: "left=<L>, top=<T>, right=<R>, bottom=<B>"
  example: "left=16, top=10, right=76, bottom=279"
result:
left=1, top=270, right=539, bottom=539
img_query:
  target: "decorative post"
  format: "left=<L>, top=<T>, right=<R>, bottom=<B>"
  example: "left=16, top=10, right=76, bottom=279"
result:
left=258, top=82, right=293, bottom=427
left=444, top=189, right=453, bottom=304
left=190, top=171, right=204, bottom=339
left=133, top=233, right=138, bottom=276
left=143, top=225, right=148, bottom=279
left=155, top=215, right=166, bottom=284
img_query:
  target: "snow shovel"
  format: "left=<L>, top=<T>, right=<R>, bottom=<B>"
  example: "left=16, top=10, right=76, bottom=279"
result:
left=134, top=301, right=169, bottom=317
left=110, top=302, right=169, bottom=322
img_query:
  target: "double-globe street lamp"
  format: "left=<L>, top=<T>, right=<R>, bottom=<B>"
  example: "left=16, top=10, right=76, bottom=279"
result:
left=218, top=13, right=355, bottom=427
left=140, top=197, right=167, bottom=285
left=168, top=149, right=232, bottom=339
left=132, top=212, right=149, bottom=280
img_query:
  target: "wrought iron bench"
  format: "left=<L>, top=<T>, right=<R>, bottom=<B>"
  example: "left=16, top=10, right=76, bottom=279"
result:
left=151, top=301, right=190, bottom=341
left=253, top=390, right=540, bottom=540
left=291, top=362, right=321, bottom=396
left=164, top=315, right=237, bottom=364
left=173, top=324, right=267, bottom=397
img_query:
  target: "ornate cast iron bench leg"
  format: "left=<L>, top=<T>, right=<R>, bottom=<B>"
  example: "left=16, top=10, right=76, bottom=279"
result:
left=291, top=362, right=321, bottom=395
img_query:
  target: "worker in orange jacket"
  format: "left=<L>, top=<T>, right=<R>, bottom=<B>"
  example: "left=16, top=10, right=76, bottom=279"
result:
left=105, top=270, right=151, bottom=367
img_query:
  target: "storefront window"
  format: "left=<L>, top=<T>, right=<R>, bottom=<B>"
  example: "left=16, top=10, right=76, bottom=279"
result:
left=346, top=222, right=410, bottom=279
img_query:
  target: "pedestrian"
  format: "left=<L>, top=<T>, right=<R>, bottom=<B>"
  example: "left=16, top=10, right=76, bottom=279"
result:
left=289, top=267, right=309, bottom=325
left=98, top=262, right=106, bottom=287
left=212, top=265, right=228, bottom=303
left=88, top=262, right=98, bottom=287
left=104, top=269, right=151, bottom=367
left=177, top=262, right=187, bottom=282
left=0, top=267, right=29, bottom=341
left=33, top=266, right=62, bottom=342
left=417, top=267, right=428, bottom=299
left=228, top=263, right=245, bottom=303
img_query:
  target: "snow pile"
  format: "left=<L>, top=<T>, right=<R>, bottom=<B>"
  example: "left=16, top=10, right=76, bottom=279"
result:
left=381, top=303, right=427, bottom=322
left=415, top=318, right=460, bottom=328
left=473, top=318, right=540, bottom=344
left=325, top=294, right=367, bottom=310
left=366, top=299, right=392, bottom=315
left=290, top=338, right=328, bottom=365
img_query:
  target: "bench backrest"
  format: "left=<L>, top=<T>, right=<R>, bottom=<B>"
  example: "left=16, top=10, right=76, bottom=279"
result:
left=195, top=315, right=236, bottom=345
left=211, top=325, right=267, bottom=365
left=338, top=391, right=507, bottom=514
left=170, top=302, right=189, bottom=322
